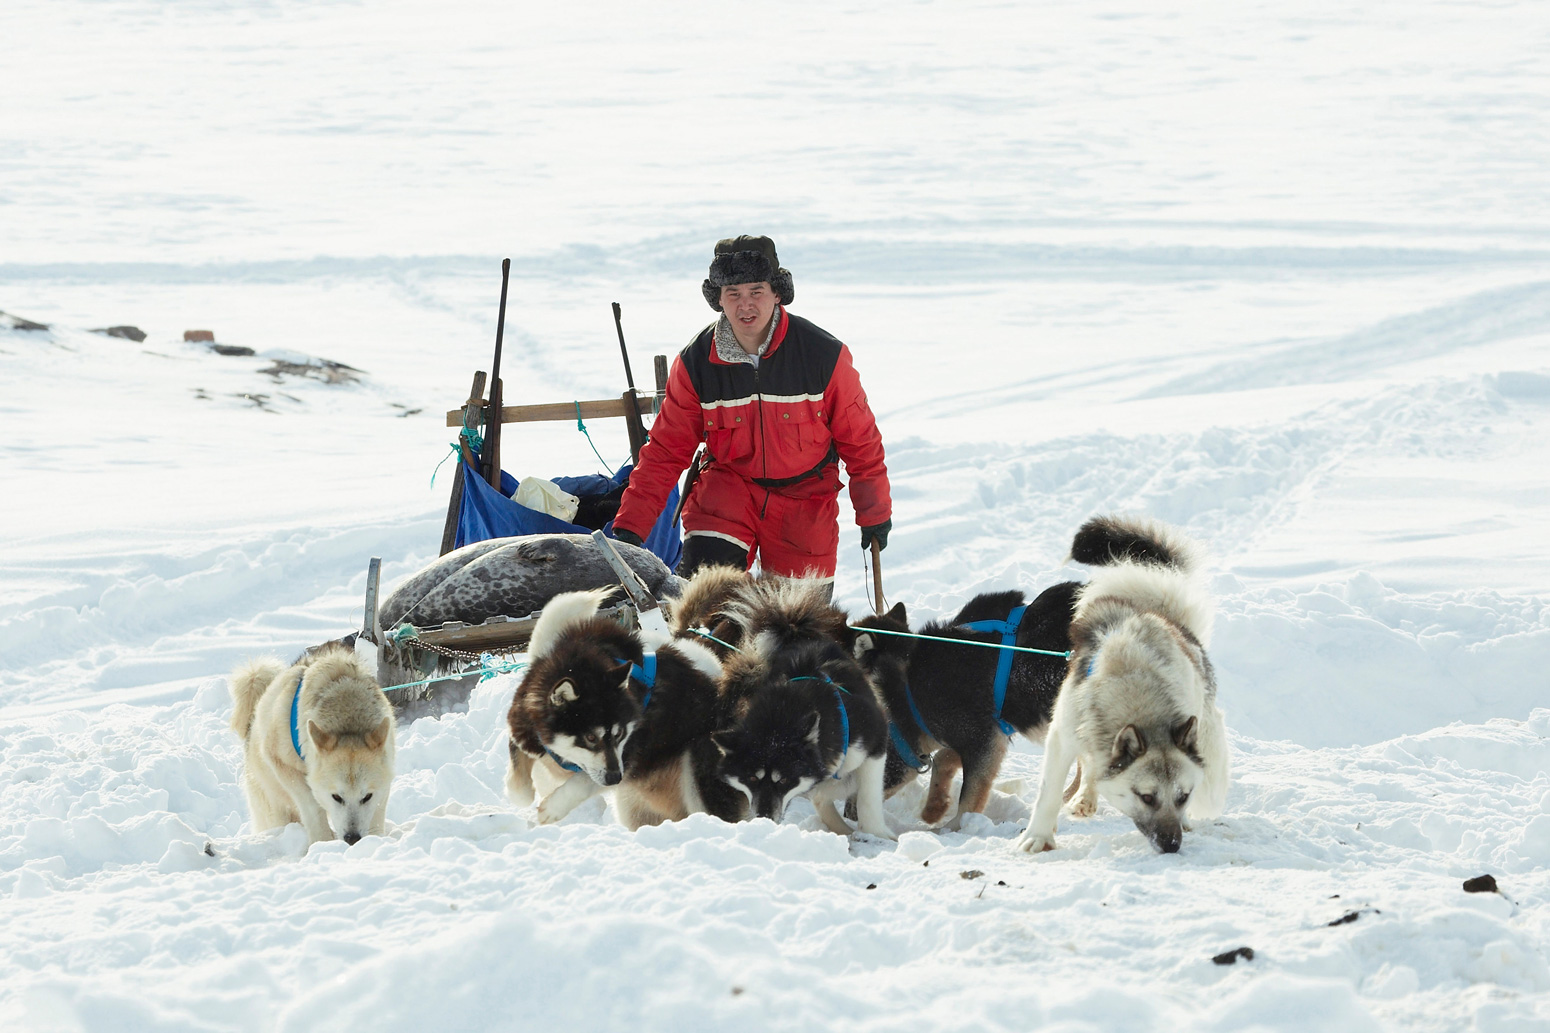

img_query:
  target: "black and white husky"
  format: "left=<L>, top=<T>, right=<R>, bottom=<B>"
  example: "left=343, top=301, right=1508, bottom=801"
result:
left=713, top=638, right=894, bottom=839
left=1015, top=515, right=1230, bottom=855
left=853, top=582, right=1079, bottom=828
left=505, top=588, right=727, bottom=827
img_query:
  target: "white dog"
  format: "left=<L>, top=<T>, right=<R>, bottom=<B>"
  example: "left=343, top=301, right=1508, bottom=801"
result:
left=229, top=643, right=395, bottom=845
left=1016, top=515, right=1230, bottom=855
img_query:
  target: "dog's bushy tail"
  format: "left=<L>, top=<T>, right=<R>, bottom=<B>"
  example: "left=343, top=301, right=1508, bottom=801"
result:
left=667, top=565, right=747, bottom=636
left=528, top=587, right=614, bottom=660
left=1070, top=514, right=1200, bottom=574
left=229, top=657, right=286, bottom=740
left=724, top=575, right=849, bottom=657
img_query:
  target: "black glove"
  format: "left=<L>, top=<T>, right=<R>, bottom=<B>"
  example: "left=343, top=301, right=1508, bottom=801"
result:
left=860, top=519, right=891, bottom=552
left=613, top=528, right=645, bottom=548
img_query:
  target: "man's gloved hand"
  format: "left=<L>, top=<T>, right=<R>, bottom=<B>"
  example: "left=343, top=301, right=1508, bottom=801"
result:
left=613, top=528, right=645, bottom=548
left=860, top=518, right=891, bottom=552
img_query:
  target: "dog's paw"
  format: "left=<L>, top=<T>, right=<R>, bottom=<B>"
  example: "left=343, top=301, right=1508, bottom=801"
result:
left=534, top=796, right=570, bottom=825
left=1014, top=827, right=1057, bottom=854
left=1066, top=794, right=1097, bottom=819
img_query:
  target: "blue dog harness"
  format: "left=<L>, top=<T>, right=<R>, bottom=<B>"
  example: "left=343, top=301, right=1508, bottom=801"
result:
left=544, top=654, right=659, bottom=776
left=962, top=603, right=1030, bottom=737
left=792, top=674, right=850, bottom=779
left=290, top=675, right=305, bottom=759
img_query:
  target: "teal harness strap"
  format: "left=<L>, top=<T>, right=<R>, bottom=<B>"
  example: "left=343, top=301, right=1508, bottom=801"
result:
left=963, top=603, right=1030, bottom=737
left=791, top=674, right=850, bottom=780
left=290, top=675, right=305, bottom=759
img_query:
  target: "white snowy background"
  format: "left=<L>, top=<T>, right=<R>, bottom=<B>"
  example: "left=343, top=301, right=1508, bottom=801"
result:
left=2, top=1, right=1548, bottom=1030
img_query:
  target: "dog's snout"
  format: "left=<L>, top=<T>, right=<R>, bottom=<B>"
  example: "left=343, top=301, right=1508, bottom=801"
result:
left=1154, top=829, right=1181, bottom=854
left=602, top=770, right=622, bottom=787
left=343, top=831, right=362, bottom=846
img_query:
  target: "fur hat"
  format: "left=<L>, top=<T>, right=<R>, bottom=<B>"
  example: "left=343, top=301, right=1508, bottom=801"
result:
left=701, top=235, right=795, bottom=311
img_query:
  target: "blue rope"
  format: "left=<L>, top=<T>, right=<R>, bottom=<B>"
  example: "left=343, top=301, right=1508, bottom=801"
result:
left=857, top=624, right=1070, bottom=659
left=575, top=401, right=614, bottom=474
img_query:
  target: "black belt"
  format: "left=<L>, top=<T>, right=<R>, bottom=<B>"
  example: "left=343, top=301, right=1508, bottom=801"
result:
left=751, top=442, right=839, bottom=489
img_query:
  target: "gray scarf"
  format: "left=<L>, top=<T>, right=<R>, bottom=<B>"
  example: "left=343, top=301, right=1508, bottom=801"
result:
left=713, top=305, right=781, bottom=365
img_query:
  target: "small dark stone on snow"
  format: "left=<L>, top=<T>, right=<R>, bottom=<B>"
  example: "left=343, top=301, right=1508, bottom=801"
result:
left=865, top=883, right=877, bottom=890
left=1328, top=908, right=1379, bottom=926
left=203, top=842, right=215, bottom=857
left=1463, top=874, right=1499, bottom=894
left=1212, top=947, right=1255, bottom=965
left=996, top=880, right=1007, bottom=887
left=922, top=860, right=929, bottom=867
left=212, top=344, right=256, bottom=357
left=959, top=870, right=985, bottom=880
left=731, top=987, right=744, bottom=996
left=2, top=311, right=50, bottom=332
left=93, top=325, right=147, bottom=342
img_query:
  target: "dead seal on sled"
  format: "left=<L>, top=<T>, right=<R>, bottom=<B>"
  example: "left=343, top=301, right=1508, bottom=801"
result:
left=379, top=532, right=681, bottom=630
left=375, top=533, right=682, bottom=721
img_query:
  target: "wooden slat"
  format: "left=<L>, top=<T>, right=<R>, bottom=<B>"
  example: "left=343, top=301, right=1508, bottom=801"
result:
left=445, top=397, right=630, bottom=427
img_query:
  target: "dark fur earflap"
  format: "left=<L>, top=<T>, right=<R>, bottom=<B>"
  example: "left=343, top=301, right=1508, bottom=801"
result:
left=701, top=235, right=795, bottom=311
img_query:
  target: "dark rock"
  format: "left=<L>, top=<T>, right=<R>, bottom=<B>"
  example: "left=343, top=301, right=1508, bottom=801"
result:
left=1463, top=874, right=1499, bottom=894
left=1212, top=947, right=1255, bottom=965
left=212, top=344, right=256, bottom=357
left=93, top=326, right=147, bottom=342
left=260, top=358, right=362, bottom=385
left=1, top=311, right=50, bottom=332
left=959, top=870, right=985, bottom=880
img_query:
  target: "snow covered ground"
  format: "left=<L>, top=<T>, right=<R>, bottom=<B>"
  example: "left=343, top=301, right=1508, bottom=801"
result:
left=2, top=1, right=1548, bottom=1030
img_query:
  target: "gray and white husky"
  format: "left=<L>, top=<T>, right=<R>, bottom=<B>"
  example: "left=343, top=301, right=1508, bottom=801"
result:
left=1015, top=515, right=1230, bottom=855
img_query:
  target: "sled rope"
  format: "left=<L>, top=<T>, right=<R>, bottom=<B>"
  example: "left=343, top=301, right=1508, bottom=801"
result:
left=374, top=653, right=529, bottom=696
left=431, top=410, right=486, bottom=488
left=575, top=401, right=615, bottom=474
left=857, top=624, right=1072, bottom=659
left=687, top=627, right=744, bottom=654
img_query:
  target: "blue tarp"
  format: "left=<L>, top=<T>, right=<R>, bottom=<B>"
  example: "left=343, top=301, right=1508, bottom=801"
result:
left=454, top=459, right=682, bottom=570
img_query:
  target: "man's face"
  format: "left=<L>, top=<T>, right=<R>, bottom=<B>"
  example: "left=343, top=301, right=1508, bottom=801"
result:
left=719, top=282, right=778, bottom=343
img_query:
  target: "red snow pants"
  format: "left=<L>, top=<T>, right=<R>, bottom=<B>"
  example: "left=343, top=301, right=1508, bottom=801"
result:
left=682, top=462, right=842, bottom=580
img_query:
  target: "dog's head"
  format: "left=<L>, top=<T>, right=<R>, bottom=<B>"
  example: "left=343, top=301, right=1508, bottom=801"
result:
left=713, top=707, right=829, bottom=823
left=532, top=660, right=641, bottom=787
left=1095, top=718, right=1205, bottom=854
left=306, top=715, right=394, bottom=846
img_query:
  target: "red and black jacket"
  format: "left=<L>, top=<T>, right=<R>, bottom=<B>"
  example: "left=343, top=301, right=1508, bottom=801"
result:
left=614, top=308, right=891, bottom=537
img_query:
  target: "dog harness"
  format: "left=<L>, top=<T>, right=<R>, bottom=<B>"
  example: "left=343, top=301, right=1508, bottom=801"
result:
left=962, top=603, right=1030, bottom=737
left=888, top=679, right=935, bottom=772
left=290, top=675, right=305, bottom=759
left=792, top=674, right=850, bottom=779
left=545, top=654, right=660, bottom=776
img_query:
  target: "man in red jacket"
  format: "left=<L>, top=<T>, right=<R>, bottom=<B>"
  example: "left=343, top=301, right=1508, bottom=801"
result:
left=612, top=235, right=892, bottom=585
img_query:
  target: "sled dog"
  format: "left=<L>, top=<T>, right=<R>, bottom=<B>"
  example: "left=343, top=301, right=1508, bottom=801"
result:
left=229, top=643, right=395, bottom=845
left=853, top=582, right=1079, bottom=828
left=1015, top=515, right=1229, bottom=855
left=713, top=629, right=895, bottom=839
left=665, top=564, right=749, bottom=659
left=505, top=588, right=731, bottom=827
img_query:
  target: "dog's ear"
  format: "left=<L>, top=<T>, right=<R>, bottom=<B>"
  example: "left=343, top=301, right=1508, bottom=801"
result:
left=852, top=632, right=874, bottom=659
left=550, top=679, right=578, bottom=707
left=1112, top=724, right=1147, bottom=765
left=805, top=710, right=824, bottom=747
left=1171, top=715, right=1198, bottom=752
left=887, top=601, right=908, bottom=625
left=365, top=716, right=392, bottom=751
left=308, top=720, right=339, bottom=753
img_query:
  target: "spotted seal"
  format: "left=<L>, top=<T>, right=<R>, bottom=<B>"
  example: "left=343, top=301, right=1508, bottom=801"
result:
left=379, top=533, right=682, bottom=630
